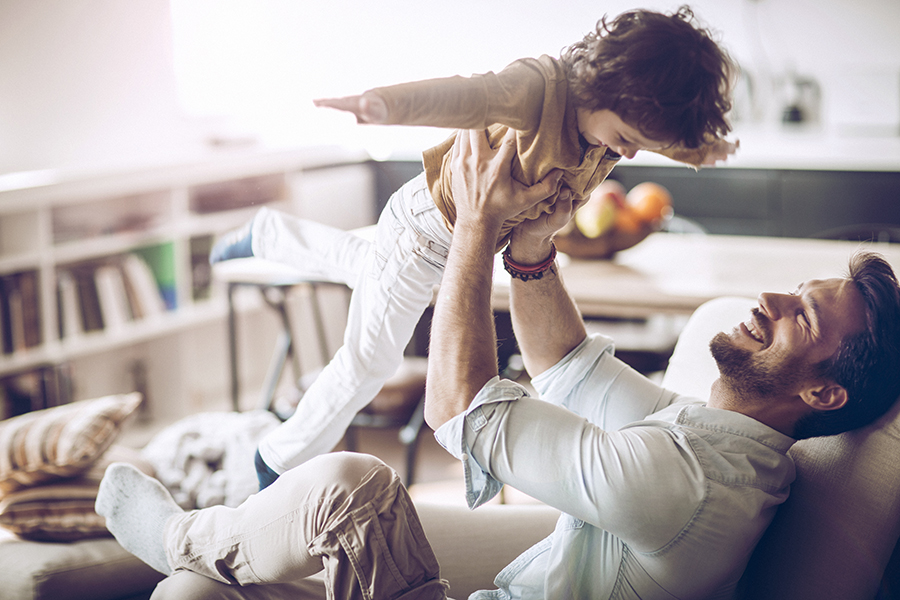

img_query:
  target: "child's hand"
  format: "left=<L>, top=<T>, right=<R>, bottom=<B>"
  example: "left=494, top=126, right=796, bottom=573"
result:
left=313, top=92, right=389, bottom=124
left=701, top=138, right=739, bottom=166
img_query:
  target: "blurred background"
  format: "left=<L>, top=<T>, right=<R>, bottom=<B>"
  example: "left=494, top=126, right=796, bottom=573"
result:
left=1, top=0, right=898, bottom=175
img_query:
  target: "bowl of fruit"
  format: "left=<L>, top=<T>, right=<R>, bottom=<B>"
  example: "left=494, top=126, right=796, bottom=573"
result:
left=555, top=180, right=673, bottom=259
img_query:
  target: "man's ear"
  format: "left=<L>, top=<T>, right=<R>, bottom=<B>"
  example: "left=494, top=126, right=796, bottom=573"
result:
left=800, top=382, right=849, bottom=412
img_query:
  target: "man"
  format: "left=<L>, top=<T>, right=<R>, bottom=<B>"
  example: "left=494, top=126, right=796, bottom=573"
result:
left=96, top=130, right=900, bottom=599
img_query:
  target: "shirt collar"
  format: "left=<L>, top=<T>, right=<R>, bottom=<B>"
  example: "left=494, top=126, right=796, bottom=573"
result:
left=670, top=403, right=797, bottom=454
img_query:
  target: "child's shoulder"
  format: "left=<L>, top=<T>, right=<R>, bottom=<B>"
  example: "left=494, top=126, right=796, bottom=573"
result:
left=503, top=54, right=567, bottom=84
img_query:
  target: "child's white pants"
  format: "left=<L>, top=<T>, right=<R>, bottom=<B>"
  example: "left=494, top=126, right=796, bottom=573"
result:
left=253, top=173, right=452, bottom=473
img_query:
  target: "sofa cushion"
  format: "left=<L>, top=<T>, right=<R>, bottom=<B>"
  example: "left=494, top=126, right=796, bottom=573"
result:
left=0, top=527, right=164, bottom=600
left=738, top=398, right=900, bottom=600
left=416, top=502, right=559, bottom=600
left=0, top=445, right=154, bottom=542
left=0, top=393, right=142, bottom=493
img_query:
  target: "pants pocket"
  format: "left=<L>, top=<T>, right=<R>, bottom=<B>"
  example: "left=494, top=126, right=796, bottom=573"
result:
left=310, top=473, right=442, bottom=600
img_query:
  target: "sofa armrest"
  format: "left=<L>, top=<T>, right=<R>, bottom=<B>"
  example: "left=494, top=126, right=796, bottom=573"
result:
left=415, top=502, right=559, bottom=600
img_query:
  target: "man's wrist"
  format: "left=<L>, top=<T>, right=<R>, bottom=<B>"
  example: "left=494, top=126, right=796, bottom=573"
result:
left=508, top=231, right=555, bottom=265
left=503, top=242, right=556, bottom=281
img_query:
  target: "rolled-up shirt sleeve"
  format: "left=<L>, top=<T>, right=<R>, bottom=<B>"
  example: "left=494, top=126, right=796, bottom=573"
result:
left=532, top=334, right=678, bottom=430
left=372, top=57, right=549, bottom=132
left=434, top=377, right=531, bottom=508
left=433, top=334, right=690, bottom=541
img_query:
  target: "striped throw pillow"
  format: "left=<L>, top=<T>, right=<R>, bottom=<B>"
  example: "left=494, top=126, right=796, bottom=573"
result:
left=0, top=393, right=142, bottom=494
left=0, top=444, right=153, bottom=541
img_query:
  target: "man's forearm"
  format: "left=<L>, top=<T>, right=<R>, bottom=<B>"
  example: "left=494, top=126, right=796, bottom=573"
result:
left=424, top=127, right=563, bottom=429
left=424, top=221, right=501, bottom=429
left=508, top=234, right=587, bottom=377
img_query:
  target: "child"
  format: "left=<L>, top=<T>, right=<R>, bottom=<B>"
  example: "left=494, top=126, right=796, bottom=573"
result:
left=213, top=6, right=737, bottom=487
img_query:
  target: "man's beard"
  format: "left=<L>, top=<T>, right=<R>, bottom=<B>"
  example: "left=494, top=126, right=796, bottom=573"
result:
left=709, top=319, right=810, bottom=400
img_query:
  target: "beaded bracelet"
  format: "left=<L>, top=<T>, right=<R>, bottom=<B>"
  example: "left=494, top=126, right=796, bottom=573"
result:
left=502, top=243, right=557, bottom=281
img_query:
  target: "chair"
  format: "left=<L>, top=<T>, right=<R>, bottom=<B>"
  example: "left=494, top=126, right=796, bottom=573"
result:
left=213, top=257, right=429, bottom=487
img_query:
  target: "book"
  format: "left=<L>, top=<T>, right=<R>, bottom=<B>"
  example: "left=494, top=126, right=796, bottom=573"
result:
left=1, top=369, right=44, bottom=415
left=135, top=243, right=177, bottom=310
left=0, top=384, right=8, bottom=420
left=121, top=254, right=166, bottom=319
left=6, top=280, right=26, bottom=352
left=72, top=266, right=104, bottom=333
left=17, top=270, right=42, bottom=349
left=41, top=363, right=73, bottom=408
left=190, top=235, right=213, bottom=301
left=0, top=364, right=73, bottom=416
left=57, top=269, right=83, bottom=340
left=0, top=276, right=8, bottom=355
left=94, top=263, right=132, bottom=333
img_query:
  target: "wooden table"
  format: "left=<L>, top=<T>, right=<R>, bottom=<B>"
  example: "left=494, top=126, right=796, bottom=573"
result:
left=492, top=233, right=900, bottom=320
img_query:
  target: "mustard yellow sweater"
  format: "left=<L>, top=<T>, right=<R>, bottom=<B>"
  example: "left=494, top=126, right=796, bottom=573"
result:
left=372, top=55, right=710, bottom=249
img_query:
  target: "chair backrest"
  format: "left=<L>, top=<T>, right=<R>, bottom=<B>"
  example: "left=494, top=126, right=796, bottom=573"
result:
left=662, top=297, right=900, bottom=600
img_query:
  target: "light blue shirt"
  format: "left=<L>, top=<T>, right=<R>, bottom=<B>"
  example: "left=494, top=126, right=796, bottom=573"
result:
left=435, top=334, right=796, bottom=600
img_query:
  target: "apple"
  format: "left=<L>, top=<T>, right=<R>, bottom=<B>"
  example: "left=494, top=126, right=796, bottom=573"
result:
left=627, top=182, right=673, bottom=223
left=575, top=180, right=626, bottom=238
left=613, top=182, right=673, bottom=233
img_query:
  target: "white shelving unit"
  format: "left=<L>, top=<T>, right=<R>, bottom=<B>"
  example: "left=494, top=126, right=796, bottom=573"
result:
left=0, top=145, right=373, bottom=423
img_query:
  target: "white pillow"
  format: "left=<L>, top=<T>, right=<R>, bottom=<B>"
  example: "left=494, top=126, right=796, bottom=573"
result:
left=662, top=296, right=755, bottom=399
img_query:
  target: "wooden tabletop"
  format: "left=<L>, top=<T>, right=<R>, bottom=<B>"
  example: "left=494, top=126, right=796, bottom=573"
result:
left=492, top=233, right=900, bottom=319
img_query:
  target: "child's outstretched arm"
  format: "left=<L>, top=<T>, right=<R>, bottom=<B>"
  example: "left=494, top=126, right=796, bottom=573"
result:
left=314, top=92, right=389, bottom=124
left=313, top=57, right=559, bottom=132
left=699, top=137, right=739, bottom=166
left=653, top=135, right=739, bottom=169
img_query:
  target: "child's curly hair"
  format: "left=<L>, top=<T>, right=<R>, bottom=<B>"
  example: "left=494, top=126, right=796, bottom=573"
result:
left=561, top=6, right=734, bottom=149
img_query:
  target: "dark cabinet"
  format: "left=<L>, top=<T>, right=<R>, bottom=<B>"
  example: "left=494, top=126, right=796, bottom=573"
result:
left=369, top=160, right=900, bottom=241
left=612, top=165, right=900, bottom=240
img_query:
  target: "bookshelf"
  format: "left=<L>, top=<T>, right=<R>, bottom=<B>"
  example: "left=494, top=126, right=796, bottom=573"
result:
left=0, top=146, right=372, bottom=422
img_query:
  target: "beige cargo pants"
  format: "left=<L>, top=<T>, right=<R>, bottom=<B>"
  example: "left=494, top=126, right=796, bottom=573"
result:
left=150, top=452, right=448, bottom=600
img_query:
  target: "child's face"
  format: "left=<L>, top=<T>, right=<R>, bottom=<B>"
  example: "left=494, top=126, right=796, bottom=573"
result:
left=576, top=109, right=668, bottom=159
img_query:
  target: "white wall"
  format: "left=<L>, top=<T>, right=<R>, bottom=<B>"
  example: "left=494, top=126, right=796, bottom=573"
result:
left=0, top=0, right=207, bottom=174
left=1, top=0, right=898, bottom=174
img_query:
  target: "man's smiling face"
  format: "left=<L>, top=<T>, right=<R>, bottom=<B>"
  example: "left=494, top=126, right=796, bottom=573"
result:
left=709, top=278, right=866, bottom=400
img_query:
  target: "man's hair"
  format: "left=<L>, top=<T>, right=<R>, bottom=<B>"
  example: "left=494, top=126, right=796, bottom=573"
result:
left=793, top=251, right=900, bottom=439
left=560, top=6, right=734, bottom=149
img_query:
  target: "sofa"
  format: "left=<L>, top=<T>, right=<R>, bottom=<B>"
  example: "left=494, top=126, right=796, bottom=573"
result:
left=2, top=296, right=899, bottom=599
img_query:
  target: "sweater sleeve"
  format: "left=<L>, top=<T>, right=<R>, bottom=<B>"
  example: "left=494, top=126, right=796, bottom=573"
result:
left=650, top=135, right=719, bottom=169
left=370, top=57, right=555, bottom=132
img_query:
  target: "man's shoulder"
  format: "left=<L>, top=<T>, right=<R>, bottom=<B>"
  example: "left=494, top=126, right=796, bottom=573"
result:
left=639, top=404, right=796, bottom=491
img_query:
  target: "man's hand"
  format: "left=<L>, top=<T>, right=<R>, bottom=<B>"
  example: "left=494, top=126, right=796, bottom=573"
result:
left=507, top=186, right=582, bottom=264
left=450, top=129, right=563, bottom=232
left=425, top=129, right=559, bottom=429
left=313, top=92, right=389, bottom=124
left=514, top=186, right=581, bottom=238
